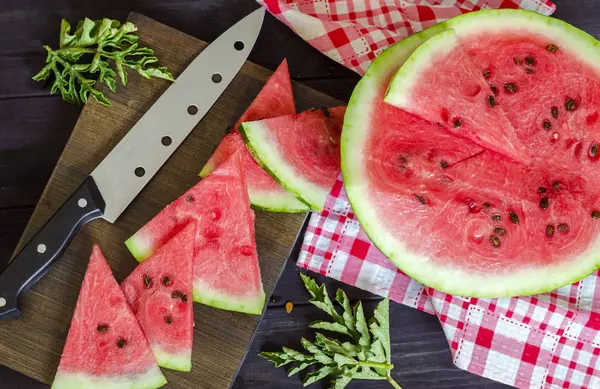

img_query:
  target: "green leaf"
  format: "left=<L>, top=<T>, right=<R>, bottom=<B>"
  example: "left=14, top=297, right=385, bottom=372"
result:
left=33, top=17, right=173, bottom=105
left=309, top=321, right=349, bottom=335
left=336, top=289, right=358, bottom=338
left=330, top=375, right=352, bottom=389
left=370, top=299, right=391, bottom=363
left=333, top=353, right=357, bottom=367
left=354, top=302, right=371, bottom=350
left=303, top=366, right=338, bottom=387
left=300, top=273, right=343, bottom=323
left=258, top=351, right=294, bottom=368
left=301, top=338, right=334, bottom=365
left=349, top=366, right=387, bottom=380
left=315, top=333, right=348, bottom=356
left=288, top=360, right=317, bottom=376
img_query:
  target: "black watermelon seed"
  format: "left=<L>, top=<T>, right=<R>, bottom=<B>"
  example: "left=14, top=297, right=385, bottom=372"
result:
left=558, top=223, right=569, bottom=232
left=492, top=214, right=501, bottom=222
left=143, top=274, right=152, bottom=288
left=440, top=160, right=449, bottom=168
left=525, top=67, right=535, bottom=74
left=117, top=338, right=127, bottom=348
left=415, top=195, right=427, bottom=205
left=487, top=95, right=497, bottom=108
left=565, top=99, right=576, bottom=111
left=181, top=294, right=188, bottom=303
left=483, top=71, right=491, bottom=79
left=161, top=276, right=172, bottom=286
left=525, top=56, right=535, bottom=66
left=186, top=195, right=195, bottom=203
left=483, top=203, right=491, bottom=208
left=546, top=44, right=559, bottom=53
left=504, top=83, right=517, bottom=94
left=538, top=187, right=546, bottom=193
left=171, top=290, right=182, bottom=299
left=592, top=210, right=600, bottom=219
left=546, top=224, right=555, bottom=237
left=489, top=235, right=501, bottom=247
left=509, top=212, right=519, bottom=224
left=514, top=57, right=522, bottom=65
left=551, top=106, right=559, bottom=119
left=490, top=85, right=498, bottom=95
left=540, top=197, right=549, bottom=210
left=494, top=227, right=506, bottom=236
left=165, top=316, right=173, bottom=325
left=543, top=120, right=551, bottom=130
left=552, top=181, right=560, bottom=189
left=97, top=324, right=109, bottom=333
left=319, top=106, right=330, bottom=117
left=590, top=143, right=599, bottom=158
left=453, top=118, right=462, bottom=128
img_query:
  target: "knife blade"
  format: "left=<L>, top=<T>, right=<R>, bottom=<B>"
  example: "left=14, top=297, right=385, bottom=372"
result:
left=0, top=7, right=265, bottom=320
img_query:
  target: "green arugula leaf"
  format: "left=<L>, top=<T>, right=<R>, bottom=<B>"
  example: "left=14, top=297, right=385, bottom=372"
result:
left=261, top=275, right=403, bottom=388
left=33, top=17, right=174, bottom=106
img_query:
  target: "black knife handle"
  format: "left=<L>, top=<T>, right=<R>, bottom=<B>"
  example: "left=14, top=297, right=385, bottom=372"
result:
left=0, top=177, right=105, bottom=320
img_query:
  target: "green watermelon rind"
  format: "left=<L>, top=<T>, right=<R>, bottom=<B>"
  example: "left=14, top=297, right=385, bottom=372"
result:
left=342, top=10, right=600, bottom=297
left=153, top=346, right=192, bottom=372
left=125, top=235, right=152, bottom=263
left=50, top=365, right=167, bottom=389
left=199, top=148, right=310, bottom=213
left=238, top=123, right=327, bottom=212
left=193, top=279, right=266, bottom=315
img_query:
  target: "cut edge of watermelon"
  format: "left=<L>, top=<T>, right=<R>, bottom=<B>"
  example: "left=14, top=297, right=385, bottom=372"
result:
left=342, top=19, right=600, bottom=297
left=239, top=122, right=328, bottom=211
left=152, top=346, right=192, bottom=372
left=192, top=279, right=266, bottom=315
left=50, top=365, right=166, bottom=389
left=125, top=235, right=151, bottom=263
left=249, top=187, right=310, bottom=213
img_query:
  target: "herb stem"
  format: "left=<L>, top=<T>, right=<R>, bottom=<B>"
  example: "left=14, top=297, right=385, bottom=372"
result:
left=53, top=47, right=97, bottom=55
left=386, top=374, right=403, bottom=389
left=357, top=361, right=394, bottom=370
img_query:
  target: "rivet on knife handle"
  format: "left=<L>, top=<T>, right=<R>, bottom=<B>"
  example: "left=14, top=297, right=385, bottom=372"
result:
left=0, top=177, right=105, bottom=320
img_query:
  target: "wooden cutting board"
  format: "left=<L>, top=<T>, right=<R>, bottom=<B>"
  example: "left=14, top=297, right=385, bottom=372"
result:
left=0, top=12, right=341, bottom=388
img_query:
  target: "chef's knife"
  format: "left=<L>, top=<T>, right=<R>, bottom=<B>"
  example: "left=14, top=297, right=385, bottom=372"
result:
left=0, top=8, right=265, bottom=320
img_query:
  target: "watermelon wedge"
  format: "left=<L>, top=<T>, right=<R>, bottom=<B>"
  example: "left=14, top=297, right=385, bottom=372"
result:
left=342, top=13, right=600, bottom=297
left=51, top=246, right=166, bottom=389
left=121, top=222, right=196, bottom=372
left=240, top=109, right=342, bottom=211
left=384, top=29, right=531, bottom=165
left=126, top=151, right=265, bottom=314
left=199, top=59, right=308, bottom=212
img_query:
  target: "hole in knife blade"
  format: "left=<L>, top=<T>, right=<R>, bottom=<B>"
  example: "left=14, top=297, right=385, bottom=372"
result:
left=161, top=136, right=172, bottom=146
left=234, top=41, right=245, bottom=51
left=37, top=244, right=46, bottom=254
left=135, top=167, right=146, bottom=177
left=0, top=297, right=5, bottom=307
left=211, top=73, right=222, bottom=83
left=77, top=198, right=87, bottom=208
left=187, top=105, right=198, bottom=115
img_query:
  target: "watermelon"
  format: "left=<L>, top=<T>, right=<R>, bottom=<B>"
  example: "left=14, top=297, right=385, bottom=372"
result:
left=240, top=109, right=342, bottom=211
left=199, top=59, right=308, bottom=212
left=384, top=29, right=530, bottom=165
left=341, top=12, right=600, bottom=297
left=126, top=151, right=265, bottom=314
left=121, top=222, right=196, bottom=372
left=51, top=246, right=166, bottom=389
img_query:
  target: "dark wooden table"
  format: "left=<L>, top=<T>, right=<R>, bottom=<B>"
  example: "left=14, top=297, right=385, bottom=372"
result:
left=0, top=1, right=597, bottom=388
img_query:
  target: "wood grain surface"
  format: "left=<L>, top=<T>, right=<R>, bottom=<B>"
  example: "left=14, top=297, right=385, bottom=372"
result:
left=0, top=12, right=340, bottom=388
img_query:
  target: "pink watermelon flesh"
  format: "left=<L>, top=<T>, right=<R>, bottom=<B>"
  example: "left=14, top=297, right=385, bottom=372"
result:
left=121, top=222, right=196, bottom=372
left=240, top=109, right=342, bottom=211
left=343, top=19, right=600, bottom=297
left=460, top=29, right=600, bottom=177
left=199, top=59, right=306, bottom=212
left=51, top=245, right=166, bottom=389
left=126, top=151, right=265, bottom=315
left=385, top=30, right=531, bottom=165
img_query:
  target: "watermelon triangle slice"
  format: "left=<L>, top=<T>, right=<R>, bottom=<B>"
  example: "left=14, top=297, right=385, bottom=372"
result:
left=126, top=151, right=265, bottom=315
left=121, top=222, right=196, bottom=372
left=199, top=59, right=309, bottom=212
left=239, top=109, right=342, bottom=211
left=384, top=29, right=533, bottom=165
left=51, top=246, right=166, bottom=389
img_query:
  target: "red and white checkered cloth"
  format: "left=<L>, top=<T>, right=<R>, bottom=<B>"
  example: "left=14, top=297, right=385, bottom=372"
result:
left=258, top=1, right=600, bottom=388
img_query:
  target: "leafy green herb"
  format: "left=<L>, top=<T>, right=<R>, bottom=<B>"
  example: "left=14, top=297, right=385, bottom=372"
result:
left=33, top=18, right=174, bottom=106
left=259, top=274, right=402, bottom=389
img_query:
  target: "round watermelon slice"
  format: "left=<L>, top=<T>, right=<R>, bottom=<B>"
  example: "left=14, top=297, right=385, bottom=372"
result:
left=51, top=245, right=166, bottom=389
left=342, top=20, right=600, bottom=297
left=126, top=151, right=265, bottom=315
left=240, top=109, right=342, bottom=211
left=121, top=222, right=196, bottom=372
left=199, top=59, right=308, bottom=212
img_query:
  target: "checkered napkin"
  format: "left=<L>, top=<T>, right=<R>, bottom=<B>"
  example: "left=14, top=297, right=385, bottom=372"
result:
left=258, top=1, right=600, bottom=388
